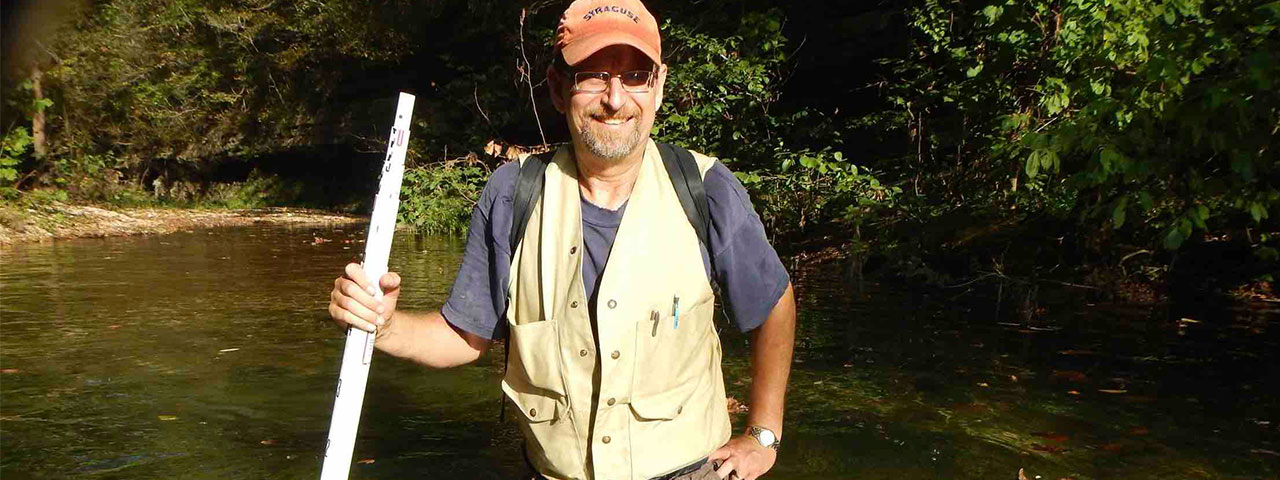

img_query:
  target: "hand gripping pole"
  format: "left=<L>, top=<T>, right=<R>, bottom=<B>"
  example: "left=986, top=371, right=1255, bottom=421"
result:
left=320, top=92, right=415, bottom=480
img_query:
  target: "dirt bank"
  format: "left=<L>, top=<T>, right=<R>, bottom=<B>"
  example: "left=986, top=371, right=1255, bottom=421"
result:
left=0, top=203, right=365, bottom=245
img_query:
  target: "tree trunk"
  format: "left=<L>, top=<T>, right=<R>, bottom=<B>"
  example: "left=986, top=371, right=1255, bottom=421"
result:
left=31, top=66, right=48, bottom=157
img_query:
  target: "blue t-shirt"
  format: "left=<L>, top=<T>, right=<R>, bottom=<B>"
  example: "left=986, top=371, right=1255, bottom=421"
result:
left=441, top=157, right=789, bottom=340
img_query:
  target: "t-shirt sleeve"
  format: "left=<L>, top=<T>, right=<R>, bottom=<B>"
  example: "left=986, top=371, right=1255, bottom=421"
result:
left=703, top=162, right=791, bottom=332
left=440, top=161, right=520, bottom=341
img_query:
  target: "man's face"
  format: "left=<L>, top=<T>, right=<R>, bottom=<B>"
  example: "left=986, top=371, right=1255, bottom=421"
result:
left=551, top=45, right=665, bottom=162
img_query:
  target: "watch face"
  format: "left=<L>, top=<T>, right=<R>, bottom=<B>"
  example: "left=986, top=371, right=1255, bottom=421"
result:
left=758, top=429, right=776, bottom=446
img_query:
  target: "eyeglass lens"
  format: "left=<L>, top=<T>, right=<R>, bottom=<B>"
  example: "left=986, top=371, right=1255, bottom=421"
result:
left=574, top=71, right=652, bottom=93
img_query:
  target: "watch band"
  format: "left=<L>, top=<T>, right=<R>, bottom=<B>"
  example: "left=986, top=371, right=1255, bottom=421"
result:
left=747, top=425, right=780, bottom=450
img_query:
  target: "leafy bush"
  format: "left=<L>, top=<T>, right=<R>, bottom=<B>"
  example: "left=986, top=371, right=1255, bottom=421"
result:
left=398, top=158, right=490, bottom=235
left=883, top=0, right=1279, bottom=255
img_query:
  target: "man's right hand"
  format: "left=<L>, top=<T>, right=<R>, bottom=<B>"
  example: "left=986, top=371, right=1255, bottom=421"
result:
left=329, top=262, right=401, bottom=334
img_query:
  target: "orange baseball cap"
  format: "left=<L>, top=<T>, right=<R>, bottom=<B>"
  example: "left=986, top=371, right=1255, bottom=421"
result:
left=555, top=0, right=661, bottom=67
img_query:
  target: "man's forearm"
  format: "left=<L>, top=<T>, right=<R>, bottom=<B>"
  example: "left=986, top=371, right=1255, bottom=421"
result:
left=746, top=282, right=796, bottom=437
left=375, top=310, right=490, bottom=368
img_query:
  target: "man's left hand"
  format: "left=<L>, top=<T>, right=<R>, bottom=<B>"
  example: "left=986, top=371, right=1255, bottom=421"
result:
left=708, top=434, right=777, bottom=480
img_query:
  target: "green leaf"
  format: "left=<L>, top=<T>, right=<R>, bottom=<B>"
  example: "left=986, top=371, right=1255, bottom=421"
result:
left=1164, top=227, right=1186, bottom=250
left=1178, top=218, right=1193, bottom=239
left=1231, top=154, right=1254, bottom=182
left=1026, top=151, right=1041, bottom=177
left=780, top=158, right=793, bottom=172
left=1250, top=202, right=1268, bottom=223
left=982, top=5, right=1003, bottom=23
left=1112, top=198, right=1128, bottom=228
left=1189, top=205, right=1208, bottom=229
left=799, top=156, right=818, bottom=169
left=33, top=98, right=53, bottom=113
left=966, top=64, right=984, bottom=78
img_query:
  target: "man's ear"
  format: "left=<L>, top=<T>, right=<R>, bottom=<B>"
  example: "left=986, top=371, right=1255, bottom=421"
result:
left=547, top=66, right=568, bottom=114
left=654, top=63, right=667, bottom=111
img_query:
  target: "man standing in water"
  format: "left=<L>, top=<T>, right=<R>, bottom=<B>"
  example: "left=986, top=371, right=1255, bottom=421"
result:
left=328, top=1, right=795, bottom=478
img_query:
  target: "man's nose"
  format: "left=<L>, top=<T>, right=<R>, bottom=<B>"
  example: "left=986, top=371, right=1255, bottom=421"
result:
left=605, top=76, right=626, bottom=111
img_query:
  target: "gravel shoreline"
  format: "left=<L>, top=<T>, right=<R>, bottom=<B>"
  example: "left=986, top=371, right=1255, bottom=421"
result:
left=0, top=203, right=366, bottom=246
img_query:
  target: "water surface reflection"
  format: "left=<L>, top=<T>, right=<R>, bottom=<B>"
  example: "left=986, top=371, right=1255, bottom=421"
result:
left=1, top=226, right=1276, bottom=479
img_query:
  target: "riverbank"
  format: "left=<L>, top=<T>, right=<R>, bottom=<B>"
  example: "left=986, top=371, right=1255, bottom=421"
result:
left=0, top=203, right=365, bottom=246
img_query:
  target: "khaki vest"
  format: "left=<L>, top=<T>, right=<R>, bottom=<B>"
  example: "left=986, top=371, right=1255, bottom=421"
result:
left=502, top=140, right=731, bottom=480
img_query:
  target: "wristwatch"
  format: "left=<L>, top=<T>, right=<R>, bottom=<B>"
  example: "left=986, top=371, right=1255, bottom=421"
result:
left=747, top=426, right=780, bottom=450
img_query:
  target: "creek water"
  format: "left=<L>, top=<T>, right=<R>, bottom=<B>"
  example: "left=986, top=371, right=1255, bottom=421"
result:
left=1, top=226, right=1276, bottom=479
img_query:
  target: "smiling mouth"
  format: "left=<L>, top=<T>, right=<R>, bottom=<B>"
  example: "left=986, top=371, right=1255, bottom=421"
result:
left=594, top=117, right=632, bottom=126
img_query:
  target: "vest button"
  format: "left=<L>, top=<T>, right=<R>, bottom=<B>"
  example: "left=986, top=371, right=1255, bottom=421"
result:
left=569, top=246, right=577, bottom=255
left=607, top=299, right=617, bottom=309
left=607, top=397, right=616, bottom=406
left=579, top=349, right=589, bottom=357
left=610, top=350, right=620, bottom=360
left=529, top=408, right=537, bottom=417
left=602, top=435, right=611, bottom=444
left=570, top=300, right=579, bottom=308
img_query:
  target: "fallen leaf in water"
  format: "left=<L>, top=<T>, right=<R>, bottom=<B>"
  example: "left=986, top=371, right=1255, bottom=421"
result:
left=1031, top=432, right=1069, bottom=442
left=1051, top=370, right=1087, bottom=382
left=1018, top=468, right=1029, bottom=480
left=1, top=369, right=18, bottom=374
left=1010, top=375, right=1019, bottom=382
left=977, top=382, right=990, bottom=387
left=158, top=415, right=178, bottom=421
left=1031, top=444, right=1066, bottom=454
left=1100, top=443, right=1126, bottom=452
left=951, top=402, right=991, bottom=413
left=1178, top=317, right=1200, bottom=324
left=1058, top=350, right=1097, bottom=356
left=357, top=458, right=375, bottom=464
left=1098, top=389, right=1128, bottom=394
left=260, top=439, right=276, bottom=445
left=1067, top=390, right=1081, bottom=395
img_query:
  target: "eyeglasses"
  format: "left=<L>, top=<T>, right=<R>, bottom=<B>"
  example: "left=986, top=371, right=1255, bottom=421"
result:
left=572, top=70, right=655, bottom=94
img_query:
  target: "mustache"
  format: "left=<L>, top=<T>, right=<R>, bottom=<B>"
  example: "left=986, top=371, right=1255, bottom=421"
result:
left=586, top=107, right=640, bottom=121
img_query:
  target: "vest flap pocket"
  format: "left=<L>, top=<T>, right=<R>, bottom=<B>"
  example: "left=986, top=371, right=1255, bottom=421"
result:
left=628, top=381, right=697, bottom=421
left=506, top=319, right=565, bottom=398
left=501, top=381, right=559, bottom=424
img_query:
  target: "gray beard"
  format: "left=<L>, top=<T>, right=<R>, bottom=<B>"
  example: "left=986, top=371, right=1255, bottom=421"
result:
left=579, top=121, right=642, bottom=161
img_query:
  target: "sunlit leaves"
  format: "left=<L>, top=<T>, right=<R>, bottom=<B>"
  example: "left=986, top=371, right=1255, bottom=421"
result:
left=889, top=0, right=1278, bottom=254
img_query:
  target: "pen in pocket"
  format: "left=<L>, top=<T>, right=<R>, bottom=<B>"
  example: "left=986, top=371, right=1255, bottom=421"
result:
left=671, top=295, right=681, bottom=329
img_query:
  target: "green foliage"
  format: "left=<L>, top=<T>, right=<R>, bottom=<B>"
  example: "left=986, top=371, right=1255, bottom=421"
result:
left=656, top=10, right=894, bottom=239
left=881, top=0, right=1279, bottom=258
left=4, top=0, right=1274, bottom=291
left=1, top=127, right=32, bottom=185
left=655, top=11, right=790, bottom=171
left=398, top=159, right=489, bottom=235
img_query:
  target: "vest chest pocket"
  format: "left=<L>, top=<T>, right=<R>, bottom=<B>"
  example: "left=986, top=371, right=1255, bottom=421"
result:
left=631, top=295, right=716, bottom=400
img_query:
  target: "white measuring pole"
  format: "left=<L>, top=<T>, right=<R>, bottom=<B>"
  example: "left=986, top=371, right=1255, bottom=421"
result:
left=320, top=92, right=415, bottom=480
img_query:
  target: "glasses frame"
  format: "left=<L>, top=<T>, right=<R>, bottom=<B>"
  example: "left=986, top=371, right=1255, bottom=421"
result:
left=570, top=70, right=656, bottom=94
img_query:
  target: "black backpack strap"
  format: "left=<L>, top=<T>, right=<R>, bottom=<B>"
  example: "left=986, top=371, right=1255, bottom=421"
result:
left=658, top=142, right=712, bottom=258
left=509, top=153, right=550, bottom=258
left=500, top=152, right=550, bottom=422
